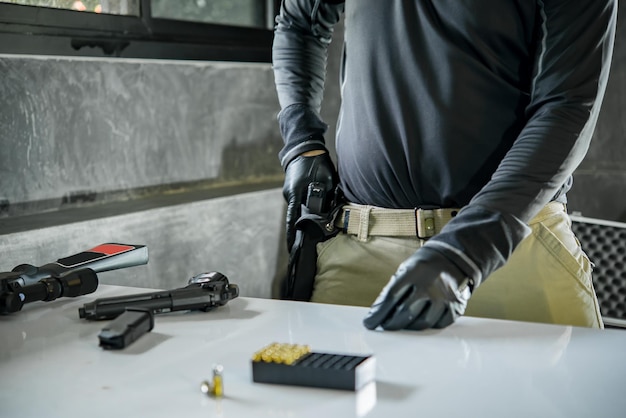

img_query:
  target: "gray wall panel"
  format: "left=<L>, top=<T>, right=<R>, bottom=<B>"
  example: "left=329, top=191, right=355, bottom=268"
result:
left=569, top=10, right=626, bottom=221
left=0, top=189, right=284, bottom=297
left=0, top=56, right=283, bottom=211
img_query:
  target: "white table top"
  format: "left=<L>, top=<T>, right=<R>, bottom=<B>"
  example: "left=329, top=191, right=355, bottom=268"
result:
left=1, top=284, right=626, bottom=418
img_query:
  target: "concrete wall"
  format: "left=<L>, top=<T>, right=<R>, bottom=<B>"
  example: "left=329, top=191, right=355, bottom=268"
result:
left=0, top=56, right=290, bottom=294
left=0, top=188, right=284, bottom=298
left=0, top=56, right=283, bottom=215
left=568, top=6, right=626, bottom=221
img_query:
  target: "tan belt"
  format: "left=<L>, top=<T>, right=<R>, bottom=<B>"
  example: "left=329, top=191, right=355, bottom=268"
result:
left=335, top=204, right=460, bottom=241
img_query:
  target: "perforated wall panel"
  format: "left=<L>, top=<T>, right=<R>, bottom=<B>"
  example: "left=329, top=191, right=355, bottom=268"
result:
left=570, top=215, right=626, bottom=324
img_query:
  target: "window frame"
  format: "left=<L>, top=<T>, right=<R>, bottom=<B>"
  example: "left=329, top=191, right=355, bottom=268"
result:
left=0, top=0, right=280, bottom=62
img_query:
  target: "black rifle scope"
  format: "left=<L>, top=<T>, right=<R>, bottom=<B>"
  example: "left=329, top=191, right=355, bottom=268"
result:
left=0, top=268, right=98, bottom=314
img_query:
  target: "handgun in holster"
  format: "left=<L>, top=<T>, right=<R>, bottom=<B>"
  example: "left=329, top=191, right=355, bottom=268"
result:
left=283, top=182, right=343, bottom=301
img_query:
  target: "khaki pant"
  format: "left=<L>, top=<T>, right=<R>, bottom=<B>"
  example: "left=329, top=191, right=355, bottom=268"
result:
left=311, top=202, right=604, bottom=328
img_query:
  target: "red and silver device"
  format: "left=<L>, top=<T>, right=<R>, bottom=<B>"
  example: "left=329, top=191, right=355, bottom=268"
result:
left=0, top=243, right=148, bottom=314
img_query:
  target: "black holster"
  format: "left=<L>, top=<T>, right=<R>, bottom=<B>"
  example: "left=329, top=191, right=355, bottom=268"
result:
left=282, top=204, right=342, bottom=301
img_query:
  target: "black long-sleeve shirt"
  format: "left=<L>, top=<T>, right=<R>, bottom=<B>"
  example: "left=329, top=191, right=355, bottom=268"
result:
left=273, top=0, right=617, bottom=284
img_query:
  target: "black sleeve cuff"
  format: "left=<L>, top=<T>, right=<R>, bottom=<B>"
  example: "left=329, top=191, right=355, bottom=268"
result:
left=277, top=103, right=329, bottom=169
left=424, top=204, right=531, bottom=288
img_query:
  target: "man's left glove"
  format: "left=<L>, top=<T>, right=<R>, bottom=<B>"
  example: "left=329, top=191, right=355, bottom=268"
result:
left=363, top=246, right=474, bottom=331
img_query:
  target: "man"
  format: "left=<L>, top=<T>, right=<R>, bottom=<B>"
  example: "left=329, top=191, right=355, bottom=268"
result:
left=273, top=0, right=617, bottom=330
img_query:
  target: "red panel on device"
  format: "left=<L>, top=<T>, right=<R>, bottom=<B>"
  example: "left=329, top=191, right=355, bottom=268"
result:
left=88, top=244, right=135, bottom=255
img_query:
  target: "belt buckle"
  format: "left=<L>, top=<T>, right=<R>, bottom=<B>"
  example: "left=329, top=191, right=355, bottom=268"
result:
left=415, top=209, right=435, bottom=239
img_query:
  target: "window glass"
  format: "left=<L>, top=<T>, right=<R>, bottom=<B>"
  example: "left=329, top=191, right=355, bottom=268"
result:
left=151, top=0, right=267, bottom=29
left=0, top=0, right=276, bottom=61
left=0, top=0, right=140, bottom=15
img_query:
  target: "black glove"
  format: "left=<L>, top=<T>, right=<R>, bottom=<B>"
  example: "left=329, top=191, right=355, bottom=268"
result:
left=363, top=246, right=474, bottom=331
left=282, top=152, right=337, bottom=250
